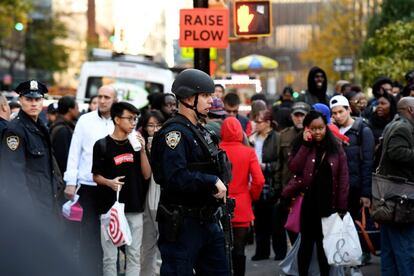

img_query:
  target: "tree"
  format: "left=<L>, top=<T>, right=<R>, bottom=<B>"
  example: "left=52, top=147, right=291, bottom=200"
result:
left=300, top=0, right=367, bottom=82
left=359, top=21, right=414, bottom=86
left=25, top=17, right=69, bottom=74
left=367, top=0, right=414, bottom=38
left=0, top=0, right=69, bottom=82
left=0, top=0, right=31, bottom=77
left=363, top=0, right=414, bottom=63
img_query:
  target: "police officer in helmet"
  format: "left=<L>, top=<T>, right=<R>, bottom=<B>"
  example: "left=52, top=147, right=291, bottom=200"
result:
left=152, top=69, right=229, bottom=275
left=0, top=80, right=61, bottom=217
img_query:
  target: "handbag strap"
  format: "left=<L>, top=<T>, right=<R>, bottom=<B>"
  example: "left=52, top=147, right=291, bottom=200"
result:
left=354, top=207, right=379, bottom=256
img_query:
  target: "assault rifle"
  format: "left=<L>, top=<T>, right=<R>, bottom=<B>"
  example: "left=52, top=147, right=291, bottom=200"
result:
left=214, top=149, right=235, bottom=275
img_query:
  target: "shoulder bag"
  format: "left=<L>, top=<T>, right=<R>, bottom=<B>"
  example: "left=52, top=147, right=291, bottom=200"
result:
left=371, top=173, right=414, bottom=224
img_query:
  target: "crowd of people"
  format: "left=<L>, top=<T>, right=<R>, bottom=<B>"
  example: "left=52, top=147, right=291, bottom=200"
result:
left=0, top=65, right=414, bottom=276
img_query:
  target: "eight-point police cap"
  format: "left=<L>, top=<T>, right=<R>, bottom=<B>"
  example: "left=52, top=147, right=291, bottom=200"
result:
left=171, top=69, right=215, bottom=100
left=15, top=80, right=48, bottom=99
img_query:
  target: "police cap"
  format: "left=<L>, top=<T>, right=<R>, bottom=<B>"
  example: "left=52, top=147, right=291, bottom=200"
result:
left=171, top=69, right=215, bottom=100
left=15, top=80, right=48, bottom=99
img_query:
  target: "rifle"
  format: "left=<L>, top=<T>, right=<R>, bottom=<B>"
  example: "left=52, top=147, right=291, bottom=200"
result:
left=214, top=149, right=235, bottom=275
left=219, top=197, right=235, bottom=275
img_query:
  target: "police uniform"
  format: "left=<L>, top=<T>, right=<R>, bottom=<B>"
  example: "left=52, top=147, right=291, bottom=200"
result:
left=152, top=69, right=230, bottom=275
left=0, top=80, right=60, bottom=217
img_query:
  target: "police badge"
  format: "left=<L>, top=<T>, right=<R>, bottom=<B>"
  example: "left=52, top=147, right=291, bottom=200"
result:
left=30, top=80, right=38, bottom=90
left=6, top=136, right=20, bottom=151
left=165, top=131, right=181, bottom=149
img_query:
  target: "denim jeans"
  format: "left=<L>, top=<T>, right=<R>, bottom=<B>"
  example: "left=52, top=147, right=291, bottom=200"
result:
left=381, top=223, right=414, bottom=276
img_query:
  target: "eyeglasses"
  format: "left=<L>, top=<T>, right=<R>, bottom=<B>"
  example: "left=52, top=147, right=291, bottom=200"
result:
left=309, top=127, right=325, bottom=133
left=119, top=116, right=139, bottom=124
left=254, top=120, right=265, bottom=124
left=146, top=124, right=162, bottom=129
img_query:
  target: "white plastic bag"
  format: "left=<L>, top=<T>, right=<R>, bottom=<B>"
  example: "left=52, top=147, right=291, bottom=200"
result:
left=322, top=212, right=362, bottom=266
left=279, top=234, right=320, bottom=276
left=101, top=188, right=132, bottom=247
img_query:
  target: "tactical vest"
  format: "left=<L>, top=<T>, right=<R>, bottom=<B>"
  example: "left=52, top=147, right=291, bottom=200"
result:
left=151, top=115, right=232, bottom=186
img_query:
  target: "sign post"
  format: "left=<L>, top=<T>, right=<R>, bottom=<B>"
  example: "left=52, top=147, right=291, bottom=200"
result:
left=333, top=57, right=353, bottom=79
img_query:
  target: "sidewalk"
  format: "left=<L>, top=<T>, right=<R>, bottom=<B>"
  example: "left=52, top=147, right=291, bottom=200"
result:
left=245, top=243, right=381, bottom=276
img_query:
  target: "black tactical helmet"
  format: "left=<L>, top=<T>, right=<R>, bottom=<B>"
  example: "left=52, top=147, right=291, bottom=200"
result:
left=171, top=69, right=215, bottom=100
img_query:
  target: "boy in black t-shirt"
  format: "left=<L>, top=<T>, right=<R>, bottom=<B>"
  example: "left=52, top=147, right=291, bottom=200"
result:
left=92, top=102, right=151, bottom=276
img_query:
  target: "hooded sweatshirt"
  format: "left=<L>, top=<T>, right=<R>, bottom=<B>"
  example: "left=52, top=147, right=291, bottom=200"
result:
left=219, top=117, right=264, bottom=226
left=299, top=66, right=328, bottom=105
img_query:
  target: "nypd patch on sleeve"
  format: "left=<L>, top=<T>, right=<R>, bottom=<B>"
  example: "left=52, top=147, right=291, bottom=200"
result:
left=165, top=131, right=181, bottom=149
left=6, top=135, right=20, bottom=151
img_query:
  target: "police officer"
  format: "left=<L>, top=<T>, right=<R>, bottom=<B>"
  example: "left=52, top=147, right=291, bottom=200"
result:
left=152, top=69, right=229, bottom=275
left=0, top=80, right=60, bottom=217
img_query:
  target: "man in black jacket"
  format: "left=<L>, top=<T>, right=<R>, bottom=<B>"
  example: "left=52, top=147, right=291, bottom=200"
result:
left=330, top=95, right=375, bottom=270
left=298, top=66, right=329, bottom=105
left=50, top=96, right=79, bottom=174
left=330, top=95, right=374, bottom=214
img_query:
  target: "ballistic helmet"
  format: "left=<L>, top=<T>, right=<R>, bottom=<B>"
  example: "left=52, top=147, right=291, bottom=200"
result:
left=171, top=69, right=215, bottom=100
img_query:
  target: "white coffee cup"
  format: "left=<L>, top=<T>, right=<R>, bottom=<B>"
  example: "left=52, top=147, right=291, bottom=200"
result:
left=128, top=130, right=142, bottom=151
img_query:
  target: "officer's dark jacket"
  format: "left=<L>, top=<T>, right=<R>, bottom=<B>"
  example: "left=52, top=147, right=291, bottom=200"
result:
left=0, top=110, right=60, bottom=215
left=151, top=114, right=219, bottom=207
left=378, top=115, right=414, bottom=182
left=0, top=117, right=8, bottom=137
left=342, top=118, right=375, bottom=197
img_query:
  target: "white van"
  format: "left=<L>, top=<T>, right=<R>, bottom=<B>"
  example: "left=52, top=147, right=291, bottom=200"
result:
left=76, top=50, right=175, bottom=109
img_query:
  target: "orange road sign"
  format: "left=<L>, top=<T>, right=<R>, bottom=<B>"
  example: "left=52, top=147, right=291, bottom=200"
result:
left=180, top=8, right=229, bottom=49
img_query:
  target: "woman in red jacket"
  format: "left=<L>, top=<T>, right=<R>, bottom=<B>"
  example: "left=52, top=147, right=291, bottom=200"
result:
left=220, top=117, right=265, bottom=276
left=281, top=110, right=349, bottom=276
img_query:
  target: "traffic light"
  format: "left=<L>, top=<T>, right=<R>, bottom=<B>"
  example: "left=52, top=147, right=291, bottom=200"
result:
left=234, top=0, right=271, bottom=37
left=14, top=22, right=24, bottom=32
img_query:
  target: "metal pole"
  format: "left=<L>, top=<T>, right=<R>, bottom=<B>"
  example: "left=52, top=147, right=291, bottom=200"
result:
left=225, top=0, right=232, bottom=74
left=193, top=0, right=210, bottom=75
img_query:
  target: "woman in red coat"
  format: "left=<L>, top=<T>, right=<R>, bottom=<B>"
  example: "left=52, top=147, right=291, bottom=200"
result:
left=281, top=110, right=349, bottom=276
left=220, top=117, right=264, bottom=276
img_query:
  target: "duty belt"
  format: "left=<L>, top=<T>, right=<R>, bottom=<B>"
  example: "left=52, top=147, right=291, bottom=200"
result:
left=170, top=204, right=223, bottom=222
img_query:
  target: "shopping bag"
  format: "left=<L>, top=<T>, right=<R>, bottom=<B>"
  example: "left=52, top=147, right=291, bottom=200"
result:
left=102, top=188, right=132, bottom=247
left=322, top=212, right=362, bottom=266
left=279, top=234, right=301, bottom=275
left=354, top=207, right=381, bottom=256
left=279, top=234, right=340, bottom=276
left=61, top=186, right=83, bottom=222
left=284, top=194, right=303, bottom=233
